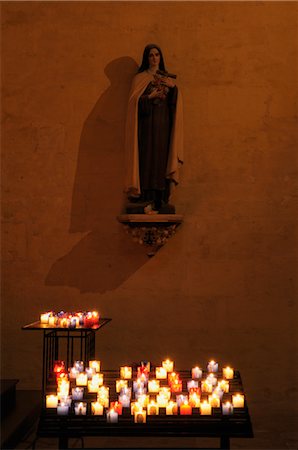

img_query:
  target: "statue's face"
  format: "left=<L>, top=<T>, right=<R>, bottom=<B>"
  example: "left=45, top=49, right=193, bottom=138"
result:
left=148, top=48, right=160, bottom=69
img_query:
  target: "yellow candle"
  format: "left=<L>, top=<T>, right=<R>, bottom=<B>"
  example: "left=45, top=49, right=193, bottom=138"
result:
left=208, top=394, right=220, bottom=408
left=200, top=400, right=212, bottom=415
left=89, top=360, right=101, bottom=372
left=91, top=401, right=104, bottom=415
left=147, top=401, right=159, bottom=416
left=76, top=373, right=88, bottom=386
left=162, top=359, right=174, bottom=373
left=148, top=379, right=160, bottom=393
left=88, top=381, right=99, bottom=393
left=201, top=380, right=213, bottom=393
left=134, top=410, right=147, bottom=423
left=159, top=387, right=171, bottom=400
left=232, top=394, right=245, bottom=408
left=46, top=394, right=58, bottom=408
left=40, top=313, right=49, bottom=324
left=116, top=379, right=128, bottom=393
left=48, top=316, right=56, bottom=326
left=189, top=392, right=201, bottom=407
left=156, top=367, right=167, bottom=379
left=166, top=401, right=178, bottom=415
left=223, top=366, right=234, bottom=380
left=120, top=366, right=132, bottom=379
left=218, top=379, right=229, bottom=393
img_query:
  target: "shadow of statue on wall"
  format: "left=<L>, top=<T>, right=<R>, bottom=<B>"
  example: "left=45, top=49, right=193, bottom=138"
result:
left=45, top=56, right=148, bottom=294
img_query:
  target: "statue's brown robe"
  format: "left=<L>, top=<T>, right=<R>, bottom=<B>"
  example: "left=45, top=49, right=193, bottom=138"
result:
left=124, top=71, right=183, bottom=197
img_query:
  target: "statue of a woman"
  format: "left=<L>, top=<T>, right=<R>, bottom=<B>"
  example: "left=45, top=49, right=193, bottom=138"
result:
left=124, top=44, right=183, bottom=213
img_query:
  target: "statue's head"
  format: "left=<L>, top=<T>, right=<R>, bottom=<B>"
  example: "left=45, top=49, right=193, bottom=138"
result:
left=138, top=44, right=166, bottom=73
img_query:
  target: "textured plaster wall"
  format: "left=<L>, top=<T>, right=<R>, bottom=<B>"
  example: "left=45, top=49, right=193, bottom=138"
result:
left=1, top=1, right=297, bottom=448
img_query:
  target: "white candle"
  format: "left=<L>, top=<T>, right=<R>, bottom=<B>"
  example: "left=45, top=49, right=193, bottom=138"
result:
left=176, top=394, right=188, bottom=407
left=72, top=387, right=84, bottom=400
left=156, top=367, right=167, bottom=379
left=222, top=401, right=233, bottom=415
left=69, top=367, right=79, bottom=379
left=187, top=380, right=199, bottom=391
left=213, top=386, right=224, bottom=399
left=46, top=395, right=58, bottom=408
left=218, top=379, right=229, bottom=393
left=159, top=387, right=171, bottom=400
left=223, top=366, right=234, bottom=380
left=88, top=381, right=99, bottom=393
left=118, top=393, right=130, bottom=407
left=74, top=361, right=84, bottom=372
left=57, top=403, right=69, bottom=415
left=192, top=366, right=203, bottom=379
left=107, top=408, right=118, bottom=423
left=86, top=367, right=95, bottom=379
left=207, top=360, right=218, bottom=373
left=200, top=400, right=212, bottom=415
left=156, top=394, right=168, bottom=407
left=74, top=402, right=87, bottom=415
left=232, top=394, right=245, bottom=408
left=206, top=373, right=217, bottom=386
left=91, top=402, right=104, bottom=415
left=92, top=373, right=103, bottom=386
left=148, top=379, right=160, bottom=393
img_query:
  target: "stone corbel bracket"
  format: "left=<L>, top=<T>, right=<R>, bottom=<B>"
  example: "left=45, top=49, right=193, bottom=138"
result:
left=117, top=214, right=183, bottom=257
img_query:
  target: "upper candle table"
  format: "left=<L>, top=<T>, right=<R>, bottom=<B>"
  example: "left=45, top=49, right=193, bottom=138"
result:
left=22, top=318, right=111, bottom=395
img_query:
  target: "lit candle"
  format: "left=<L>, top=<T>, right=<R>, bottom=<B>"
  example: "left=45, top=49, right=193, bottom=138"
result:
left=147, top=401, right=159, bottom=416
left=92, top=373, right=103, bottom=386
left=201, top=380, right=213, bottom=393
left=180, top=401, right=192, bottom=415
left=156, top=367, right=167, bottom=379
left=192, top=366, right=203, bottom=379
left=162, top=359, right=174, bottom=373
left=48, top=316, right=56, bottom=326
left=72, top=387, right=84, bottom=400
left=117, top=379, right=128, bottom=393
left=187, top=380, right=199, bottom=391
left=86, top=367, right=96, bottom=379
left=159, top=387, right=171, bottom=400
left=120, top=366, right=132, bottom=379
left=168, top=372, right=179, bottom=384
left=76, top=373, right=88, bottom=386
left=207, top=360, right=218, bottom=373
left=46, top=395, right=58, bottom=408
left=206, top=373, right=217, bottom=386
left=118, top=393, right=130, bottom=407
left=213, top=386, right=224, bottom=399
left=189, top=392, right=201, bottom=407
left=176, top=394, right=188, bottom=407
left=74, top=402, right=87, bottom=415
left=218, top=379, right=229, bottom=393
left=89, top=360, right=101, bottom=372
left=91, top=401, right=104, bottom=415
left=57, top=403, right=69, bottom=415
left=69, top=367, right=79, bottom=379
left=223, top=366, right=234, bottom=380
left=74, top=361, right=84, bottom=372
left=222, top=401, right=233, bottom=415
left=208, top=393, right=220, bottom=408
left=134, top=394, right=149, bottom=408
left=110, top=401, right=123, bottom=415
left=232, top=394, right=245, bottom=408
left=148, top=379, right=160, bottom=393
left=107, top=408, right=118, bottom=423
left=200, top=400, right=212, bottom=415
left=40, top=313, right=50, bottom=324
left=87, top=380, right=99, bottom=393
left=134, top=409, right=146, bottom=423
left=166, top=401, right=178, bottom=415
left=170, top=379, right=182, bottom=393
left=156, top=394, right=168, bottom=407
left=57, top=380, right=70, bottom=396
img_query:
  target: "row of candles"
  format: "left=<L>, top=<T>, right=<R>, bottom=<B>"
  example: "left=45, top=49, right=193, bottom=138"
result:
left=40, top=310, right=100, bottom=328
left=46, top=359, right=245, bottom=423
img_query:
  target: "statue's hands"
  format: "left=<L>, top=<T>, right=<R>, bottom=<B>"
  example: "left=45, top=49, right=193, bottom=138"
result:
left=148, top=88, right=164, bottom=99
left=160, top=77, right=175, bottom=88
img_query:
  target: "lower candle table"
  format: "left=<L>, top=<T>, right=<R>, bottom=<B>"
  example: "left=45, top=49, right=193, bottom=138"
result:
left=22, top=318, right=111, bottom=395
left=33, top=370, right=253, bottom=450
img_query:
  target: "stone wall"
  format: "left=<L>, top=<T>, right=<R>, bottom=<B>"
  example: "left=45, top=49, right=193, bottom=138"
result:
left=1, top=2, right=297, bottom=448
